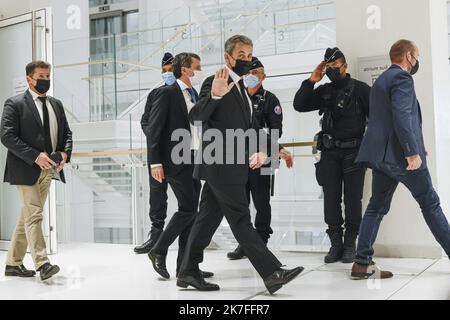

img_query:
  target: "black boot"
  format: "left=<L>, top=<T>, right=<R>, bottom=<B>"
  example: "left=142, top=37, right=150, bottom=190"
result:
left=134, top=227, right=162, bottom=254
left=341, top=231, right=358, bottom=263
left=324, top=229, right=343, bottom=264
left=227, top=245, right=246, bottom=260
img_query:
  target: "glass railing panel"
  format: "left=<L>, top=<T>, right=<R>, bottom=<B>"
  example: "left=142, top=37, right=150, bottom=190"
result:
left=269, top=146, right=328, bottom=252
left=57, top=143, right=326, bottom=252
left=88, top=60, right=118, bottom=121
left=57, top=152, right=135, bottom=244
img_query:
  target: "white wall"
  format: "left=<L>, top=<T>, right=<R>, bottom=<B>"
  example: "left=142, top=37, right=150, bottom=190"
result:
left=0, top=0, right=31, bottom=19
left=336, top=0, right=450, bottom=258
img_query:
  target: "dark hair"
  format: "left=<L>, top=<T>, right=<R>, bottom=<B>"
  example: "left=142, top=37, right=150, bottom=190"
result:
left=189, top=53, right=201, bottom=62
left=26, top=61, right=51, bottom=76
left=224, top=35, right=253, bottom=55
left=390, top=39, right=417, bottom=63
left=172, top=53, right=194, bottom=79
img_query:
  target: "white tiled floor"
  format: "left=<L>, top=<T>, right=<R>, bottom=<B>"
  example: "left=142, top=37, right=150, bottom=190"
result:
left=0, top=243, right=448, bottom=300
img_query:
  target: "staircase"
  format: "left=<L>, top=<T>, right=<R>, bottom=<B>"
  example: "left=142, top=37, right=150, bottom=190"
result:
left=72, top=156, right=133, bottom=199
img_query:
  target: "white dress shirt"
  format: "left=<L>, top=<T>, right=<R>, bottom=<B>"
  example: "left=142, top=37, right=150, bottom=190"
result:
left=28, top=89, right=58, bottom=153
left=151, top=79, right=201, bottom=169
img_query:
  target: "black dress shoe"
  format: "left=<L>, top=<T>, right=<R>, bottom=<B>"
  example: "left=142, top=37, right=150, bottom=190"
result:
left=176, top=270, right=214, bottom=279
left=148, top=250, right=170, bottom=279
left=264, top=267, right=304, bottom=295
left=134, top=238, right=155, bottom=255
left=5, top=265, right=36, bottom=278
left=37, top=263, right=60, bottom=281
left=227, top=245, right=246, bottom=260
left=177, top=274, right=220, bottom=291
left=134, top=228, right=163, bottom=254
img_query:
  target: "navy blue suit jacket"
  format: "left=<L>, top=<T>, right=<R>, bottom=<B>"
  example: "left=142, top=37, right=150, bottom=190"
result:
left=356, top=64, right=426, bottom=170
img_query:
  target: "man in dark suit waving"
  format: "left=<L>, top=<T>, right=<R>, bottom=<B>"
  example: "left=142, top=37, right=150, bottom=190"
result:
left=351, top=40, right=450, bottom=280
left=1, top=61, right=73, bottom=281
left=177, top=35, right=303, bottom=294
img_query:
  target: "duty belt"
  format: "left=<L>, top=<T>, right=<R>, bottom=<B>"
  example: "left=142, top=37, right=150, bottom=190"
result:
left=321, top=134, right=361, bottom=150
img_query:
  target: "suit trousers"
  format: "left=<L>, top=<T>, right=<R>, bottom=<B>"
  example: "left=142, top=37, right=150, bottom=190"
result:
left=6, top=169, right=54, bottom=269
left=148, top=170, right=168, bottom=231
left=152, top=164, right=201, bottom=271
left=179, top=181, right=282, bottom=279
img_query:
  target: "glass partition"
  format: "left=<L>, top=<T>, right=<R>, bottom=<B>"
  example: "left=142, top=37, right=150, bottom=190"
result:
left=58, top=140, right=327, bottom=253
left=0, top=17, right=33, bottom=244
left=54, top=0, right=336, bottom=124
left=447, top=1, right=450, bottom=58
left=0, top=9, right=54, bottom=251
left=52, top=0, right=335, bottom=252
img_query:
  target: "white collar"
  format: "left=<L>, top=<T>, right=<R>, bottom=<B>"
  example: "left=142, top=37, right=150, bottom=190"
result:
left=225, top=66, right=242, bottom=84
left=176, top=79, right=191, bottom=91
left=28, top=88, right=51, bottom=101
left=28, top=88, right=48, bottom=101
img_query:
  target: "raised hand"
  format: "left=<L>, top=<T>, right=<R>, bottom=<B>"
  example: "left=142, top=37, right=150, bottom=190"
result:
left=310, top=61, right=326, bottom=83
left=211, top=68, right=235, bottom=97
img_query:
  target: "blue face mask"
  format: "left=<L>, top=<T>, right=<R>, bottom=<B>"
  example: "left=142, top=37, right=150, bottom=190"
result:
left=244, top=74, right=261, bottom=88
left=162, top=72, right=176, bottom=86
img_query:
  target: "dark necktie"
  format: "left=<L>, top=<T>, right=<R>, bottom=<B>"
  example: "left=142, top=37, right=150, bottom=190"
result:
left=238, top=79, right=251, bottom=124
left=38, top=96, right=53, bottom=154
left=186, top=87, right=198, bottom=104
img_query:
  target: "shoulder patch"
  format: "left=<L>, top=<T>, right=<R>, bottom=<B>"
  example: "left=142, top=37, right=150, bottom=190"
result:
left=274, top=105, right=282, bottom=115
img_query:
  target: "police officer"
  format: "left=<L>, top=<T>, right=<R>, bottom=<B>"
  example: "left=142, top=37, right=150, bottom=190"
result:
left=134, top=52, right=175, bottom=254
left=227, top=57, right=291, bottom=260
left=293, top=48, right=370, bottom=264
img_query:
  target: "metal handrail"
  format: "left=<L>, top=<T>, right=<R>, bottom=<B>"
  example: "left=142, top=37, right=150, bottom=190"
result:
left=116, top=79, right=164, bottom=120
left=55, top=1, right=336, bottom=123
left=71, top=141, right=317, bottom=158
left=89, top=23, right=191, bottom=42
left=55, top=0, right=335, bottom=71
left=113, top=22, right=195, bottom=81
left=198, top=0, right=274, bottom=54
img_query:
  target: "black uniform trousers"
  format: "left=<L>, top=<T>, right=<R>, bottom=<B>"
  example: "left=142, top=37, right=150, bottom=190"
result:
left=247, top=168, right=273, bottom=244
left=152, top=163, right=201, bottom=272
left=179, top=181, right=282, bottom=279
left=315, top=148, right=366, bottom=234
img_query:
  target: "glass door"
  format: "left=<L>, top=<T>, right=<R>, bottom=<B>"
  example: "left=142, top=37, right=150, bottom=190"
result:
left=0, top=8, right=55, bottom=253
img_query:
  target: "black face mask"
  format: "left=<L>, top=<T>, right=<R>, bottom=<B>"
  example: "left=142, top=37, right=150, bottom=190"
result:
left=33, top=79, right=51, bottom=94
left=231, top=58, right=253, bottom=77
left=326, top=67, right=342, bottom=83
left=409, top=59, right=419, bottom=75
